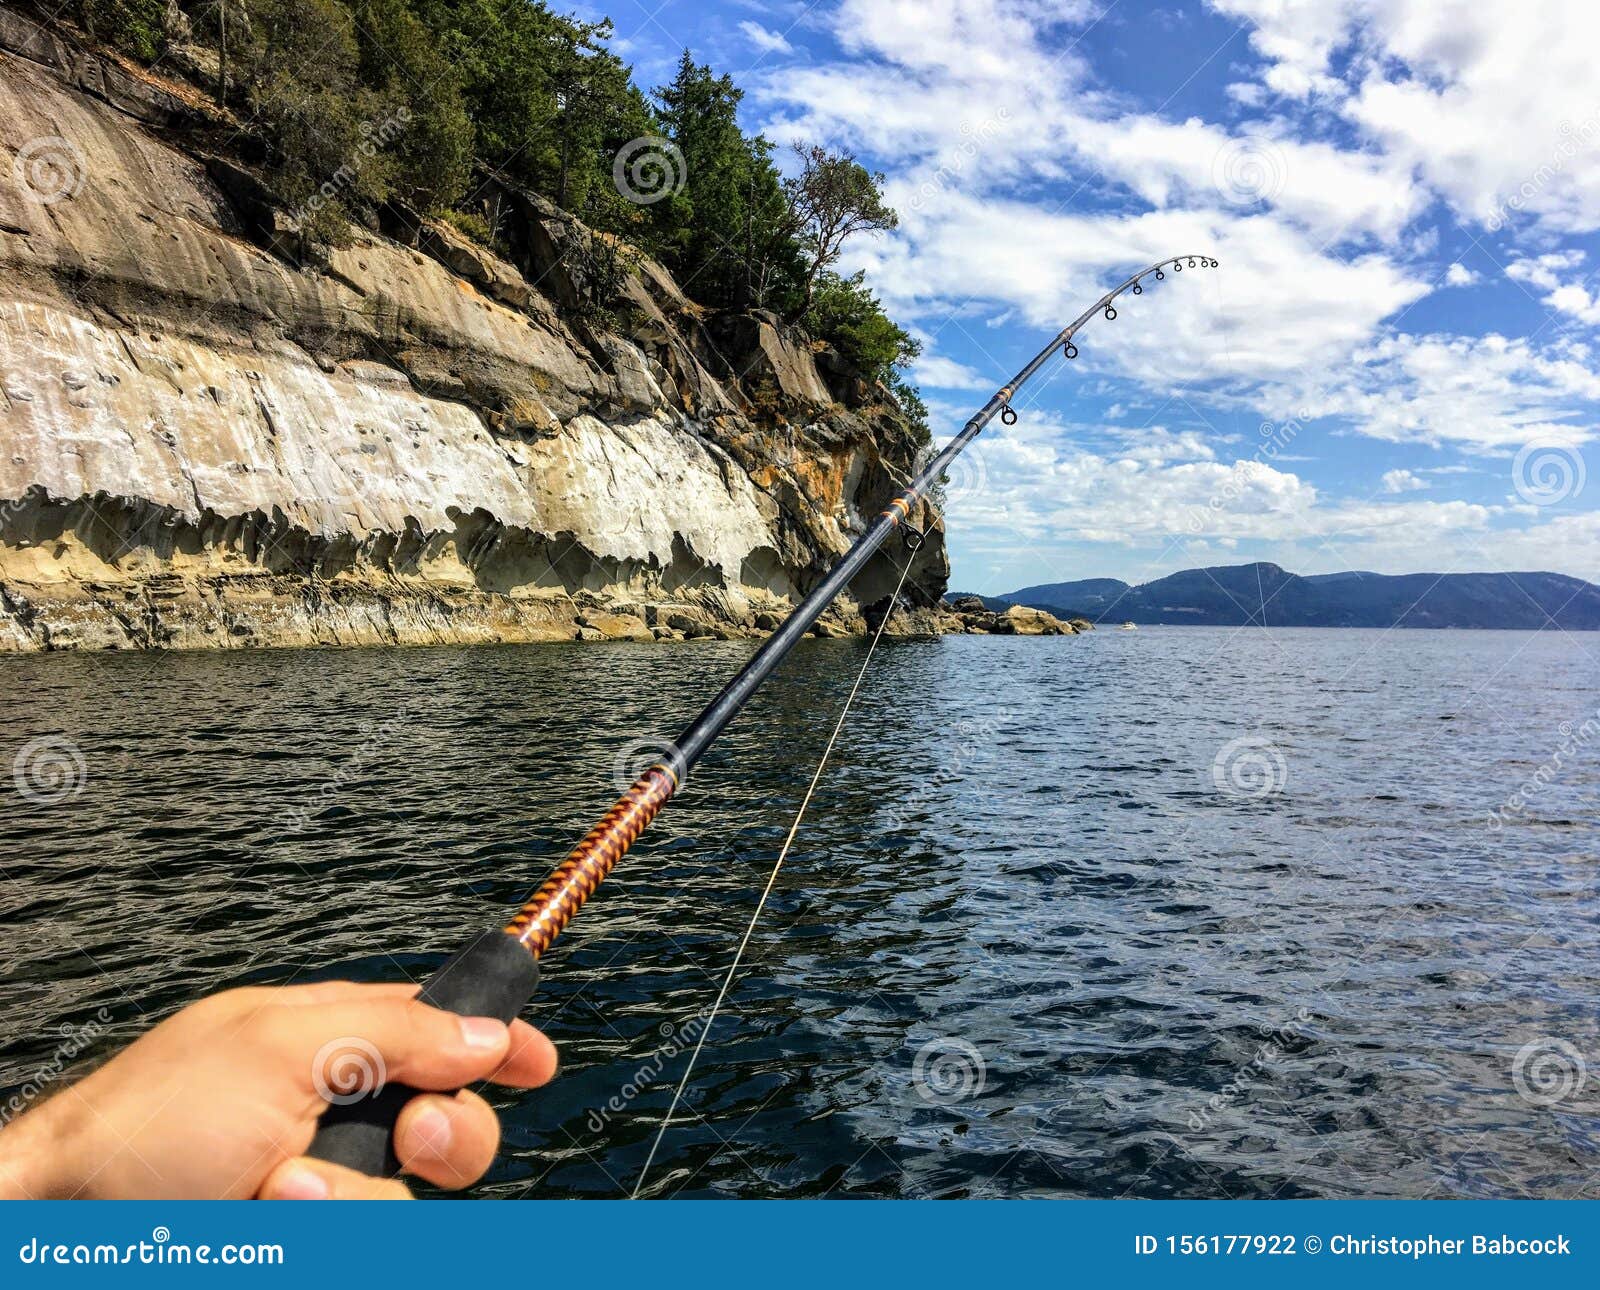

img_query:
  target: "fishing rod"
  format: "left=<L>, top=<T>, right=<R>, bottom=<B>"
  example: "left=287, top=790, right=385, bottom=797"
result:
left=307, top=252, right=1217, bottom=1175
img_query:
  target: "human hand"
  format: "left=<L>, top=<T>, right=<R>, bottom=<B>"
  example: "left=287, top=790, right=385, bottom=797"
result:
left=0, top=981, right=557, bottom=1199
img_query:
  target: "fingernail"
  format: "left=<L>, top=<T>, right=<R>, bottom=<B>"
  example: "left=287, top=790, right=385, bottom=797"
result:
left=271, top=1165, right=330, bottom=1200
left=459, top=1016, right=505, bottom=1050
left=409, top=1106, right=453, bottom=1160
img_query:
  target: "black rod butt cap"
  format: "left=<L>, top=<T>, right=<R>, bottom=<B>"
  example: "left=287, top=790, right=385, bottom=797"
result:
left=304, top=930, right=540, bottom=1177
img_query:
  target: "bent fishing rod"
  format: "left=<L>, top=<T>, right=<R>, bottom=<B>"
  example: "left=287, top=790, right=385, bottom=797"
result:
left=307, top=252, right=1218, bottom=1175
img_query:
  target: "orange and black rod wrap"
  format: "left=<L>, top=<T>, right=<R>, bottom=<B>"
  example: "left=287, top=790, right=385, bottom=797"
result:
left=307, top=254, right=1215, bottom=1174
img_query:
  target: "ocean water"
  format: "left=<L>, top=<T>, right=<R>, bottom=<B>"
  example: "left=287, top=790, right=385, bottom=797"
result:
left=2, top=627, right=1597, bottom=1199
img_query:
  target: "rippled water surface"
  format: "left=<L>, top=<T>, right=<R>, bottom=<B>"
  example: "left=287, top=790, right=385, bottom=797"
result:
left=3, top=627, right=1598, bottom=1198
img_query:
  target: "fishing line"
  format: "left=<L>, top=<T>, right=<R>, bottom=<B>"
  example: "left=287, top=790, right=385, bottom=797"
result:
left=302, top=255, right=1211, bottom=1178
left=631, top=550, right=919, bottom=1198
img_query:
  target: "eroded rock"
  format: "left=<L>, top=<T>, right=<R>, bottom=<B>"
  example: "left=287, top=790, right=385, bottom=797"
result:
left=0, top=22, right=967, bottom=653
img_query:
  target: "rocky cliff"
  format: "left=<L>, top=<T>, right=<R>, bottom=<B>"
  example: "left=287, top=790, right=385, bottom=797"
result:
left=0, top=7, right=956, bottom=652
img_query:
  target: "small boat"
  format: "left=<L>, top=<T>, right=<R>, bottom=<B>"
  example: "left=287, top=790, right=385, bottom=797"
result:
left=1120, top=621, right=1138, bottom=630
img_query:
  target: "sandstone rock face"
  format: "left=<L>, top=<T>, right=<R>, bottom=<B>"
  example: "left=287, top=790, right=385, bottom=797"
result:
left=0, top=14, right=951, bottom=651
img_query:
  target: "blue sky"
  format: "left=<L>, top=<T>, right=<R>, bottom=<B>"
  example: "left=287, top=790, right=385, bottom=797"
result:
left=586, top=0, right=1596, bottom=594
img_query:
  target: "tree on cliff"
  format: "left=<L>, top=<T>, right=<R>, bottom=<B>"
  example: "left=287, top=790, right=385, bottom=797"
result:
left=408, top=0, right=651, bottom=217
left=73, top=0, right=166, bottom=60
left=650, top=51, right=798, bottom=312
left=59, top=0, right=925, bottom=431
left=783, top=146, right=899, bottom=320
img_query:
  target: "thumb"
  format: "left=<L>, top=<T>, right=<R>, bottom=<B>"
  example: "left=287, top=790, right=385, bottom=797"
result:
left=265, top=997, right=513, bottom=1097
left=258, top=1157, right=413, bottom=1200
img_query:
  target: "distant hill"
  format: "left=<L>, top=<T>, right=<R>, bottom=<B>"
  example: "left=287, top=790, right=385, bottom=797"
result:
left=992, top=563, right=1600, bottom=629
left=1005, top=578, right=1132, bottom=614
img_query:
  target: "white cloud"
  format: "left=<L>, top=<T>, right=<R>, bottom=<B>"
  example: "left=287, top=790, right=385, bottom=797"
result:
left=1068, top=116, right=1426, bottom=243
left=1506, top=252, right=1600, bottom=326
left=1212, top=0, right=1600, bottom=233
left=1306, top=332, right=1600, bottom=451
left=1381, top=468, right=1427, bottom=493
left=739, top=0, right=1599, bottom=579
left=1544, top=285, right=1600, bottom=326
left=947, top=424, right=1600, bottom=584
left=940, top=420, right=1517, bottom=570
left=738, top=21, right=794, bottom=55
left=854, top=191, right=1427, bottom=383
left=1505, top=250, right=1586, bottom=292
left=911, top=352, right=992, bottom=390
left=754, top=0, right=1427, bottom=245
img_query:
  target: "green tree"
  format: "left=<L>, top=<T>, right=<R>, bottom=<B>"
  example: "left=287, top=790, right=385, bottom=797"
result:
left=784, top=145, right=898, bottom=319
left=228, top=0, right=385, bottom=239
left=407, top=0, right=649, bottom=221
left=805, top=271, right=920, bottom=380
left=652, top=51, right=796, bottom=309
left=347, top=0, right=473, bottom=211
left=109, top=1, right=924, bottom=429
left=76, top=0, right=167, bottom=60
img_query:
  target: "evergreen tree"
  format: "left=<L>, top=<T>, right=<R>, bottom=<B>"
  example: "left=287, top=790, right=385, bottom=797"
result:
left=652, top=52, right=796, bottom=309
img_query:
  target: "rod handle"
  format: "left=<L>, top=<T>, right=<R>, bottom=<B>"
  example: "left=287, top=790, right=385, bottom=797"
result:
left=304, top=930, right=541, bottom=1177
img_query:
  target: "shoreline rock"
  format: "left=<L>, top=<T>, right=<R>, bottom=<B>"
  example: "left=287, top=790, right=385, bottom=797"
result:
left=0, top=13, right=1077, bottom=656
left=0, top=11, right=953, bottom=654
